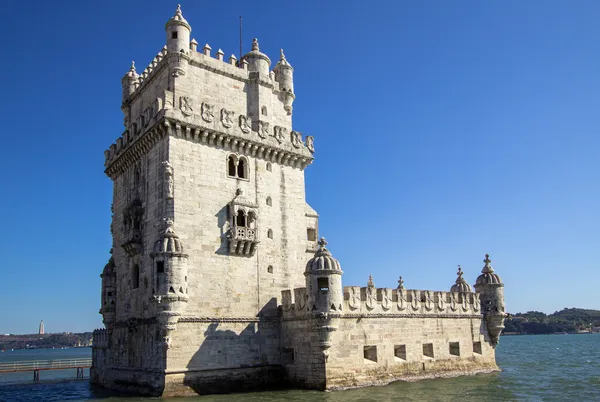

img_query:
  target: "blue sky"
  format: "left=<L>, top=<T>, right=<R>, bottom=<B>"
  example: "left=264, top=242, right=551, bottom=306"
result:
left=1, top=1, right=599, bottom=334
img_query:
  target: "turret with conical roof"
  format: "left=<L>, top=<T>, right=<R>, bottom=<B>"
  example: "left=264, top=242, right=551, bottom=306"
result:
left=273, top=49, right=296, bottom=114
left=243, top=38, right=271, bottom=76
left=474, top=254, right=506, bottom=346
left=305, top=237, right=344, bottom=313
left=121, top=61, right=138, bottom=103
left=165, top=4, right=191, bottom=53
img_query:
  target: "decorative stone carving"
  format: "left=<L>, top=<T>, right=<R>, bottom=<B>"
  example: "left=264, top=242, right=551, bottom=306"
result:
left=410, top=289, right=421, bottom=311
left=295, top=287, right=307, bottom=310
left=163, top=335, right=172, bottom=349
left=473, top=293, right=481, bottom=312
left=450, top=292, right=459, bottom=312
left=305, top=135, right=315, bottom=153
left=180, top=96, right=193, bottom=116
left=273, top=126, right=287, bottom=143
left=258, top=121, right=269, bottom=139
left=154, top=97, right=162, bottom=116
left=291, top=131, right=302, bottom=148
left=436, top=291, right=446, bottom=312
left=423, top=290, right=434, bottom=311
left=347, top=286, right=361, bottom=310
left=461, top=293, right=470, bottom=312
left=220, top=108, right=234, bottom=128
left=239, top=115, right=251, bottom=134
left=201, top=102, right=214, bottom=123
left=162, top=161, right=174, bottom=199
left=380, top=288, right=392, bottom=311
left=397, top=281, right=407, bottom=311
left=365, top=274, right=376, bottom=310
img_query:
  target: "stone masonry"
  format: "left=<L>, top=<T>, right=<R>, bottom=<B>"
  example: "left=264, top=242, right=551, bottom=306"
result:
left=91, top=6, right=507, bottom=396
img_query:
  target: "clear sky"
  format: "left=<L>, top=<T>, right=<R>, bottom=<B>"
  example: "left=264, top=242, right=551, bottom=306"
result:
left=0, top=1, right=598, bottom=334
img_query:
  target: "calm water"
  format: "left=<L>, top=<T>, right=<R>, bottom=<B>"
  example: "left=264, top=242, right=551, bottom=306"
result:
left=0, top=334, right=599, bottom=401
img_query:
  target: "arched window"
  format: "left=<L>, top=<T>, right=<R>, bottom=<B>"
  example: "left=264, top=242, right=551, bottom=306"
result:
left=132, top=264, right=140, bottom=289
left=267, top=265, right=273, bottom=274
left=228, top=155, right=237, bottom=177
left=247, top=211, right=257, bottom=229
left=261, top=106, right=268, bottom=116
left=134, top=166, right=141, bottom=187
left=267, top=229, right=273, bottom=239
left=236, top=210, right=246, bottom=227
left=266, top=196, right=272, bottom=206
left=266, top=162, right=272, bottom=172
left=237, top=158, right=247, bottom=179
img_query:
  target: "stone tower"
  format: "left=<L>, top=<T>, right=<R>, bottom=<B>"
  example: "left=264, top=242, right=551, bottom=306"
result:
left=474, top=254, right=506, bottom=346
left=93, top=5, right=318, bottom=396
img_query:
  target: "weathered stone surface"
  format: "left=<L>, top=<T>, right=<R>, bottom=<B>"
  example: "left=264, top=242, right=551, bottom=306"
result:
left=91, top=5, right=506, bottom=397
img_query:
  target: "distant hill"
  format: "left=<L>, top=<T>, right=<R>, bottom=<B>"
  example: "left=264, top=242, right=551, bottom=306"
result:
left=0, top=332, right=92, bottom=350
left=504, top=308, right=600, bottom=335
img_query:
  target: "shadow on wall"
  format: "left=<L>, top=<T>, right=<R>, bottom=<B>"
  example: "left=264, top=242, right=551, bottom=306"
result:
left=215, top=205, right=229, bottom=256
left=183, top=298, right=285, bottom=394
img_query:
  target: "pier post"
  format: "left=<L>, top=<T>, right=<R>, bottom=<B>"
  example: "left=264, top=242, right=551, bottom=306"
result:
left=33, top=369, right=40, bottom=382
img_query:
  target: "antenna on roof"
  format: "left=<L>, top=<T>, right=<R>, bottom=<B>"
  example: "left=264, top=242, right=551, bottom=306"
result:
left=239, top=16, right=243, bottom=68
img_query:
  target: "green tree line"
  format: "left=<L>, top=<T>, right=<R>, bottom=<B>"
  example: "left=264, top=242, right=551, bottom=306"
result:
left=504, top=308, right=600, bottom=335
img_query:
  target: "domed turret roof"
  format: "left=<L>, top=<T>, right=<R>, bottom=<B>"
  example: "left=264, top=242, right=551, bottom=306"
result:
left=152, top=218, right=186, bottom=255
left=274, top=49, right=293, bottom=71
left=451, top=266, right=472, bottom=292
left=166, top=4, right=190, bottom=30
left=123, top=61, right=138, bottom=80
left=475, top=254, right=502, bottom=286
left=305, top=238, right=342, bottom=274
left=242, top=38, right=271, bottom=65
left=101, top=256, right=115, bottom=277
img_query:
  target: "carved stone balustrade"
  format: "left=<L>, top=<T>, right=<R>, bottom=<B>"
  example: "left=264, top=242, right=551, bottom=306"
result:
left=229, top=227, right=259, bottom=256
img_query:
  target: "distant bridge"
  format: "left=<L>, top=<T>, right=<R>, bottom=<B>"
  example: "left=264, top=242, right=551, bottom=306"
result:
left=0, top=358, right=91, bottom=382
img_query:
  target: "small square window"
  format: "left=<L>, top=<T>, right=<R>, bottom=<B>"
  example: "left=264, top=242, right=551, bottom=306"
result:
left=171, top=31, right=178, bottom=39
left=364, top=345, right=377, bottom=362
left=449, top=342, right=460, bottom=356
left=423, top=343, right=434, bottom=358
left=282, top=347, right=294, bottom=365
left=317, top=278, right=329, bottom=291
left=307, top=228, right=317, bottom=241
left=394, top=344, right=406, bottom=361
left=473, top=341, right=482, bottom=355
left=267, top=265, right=273, bottom=274
left=156, top=261, right=164, bottom=273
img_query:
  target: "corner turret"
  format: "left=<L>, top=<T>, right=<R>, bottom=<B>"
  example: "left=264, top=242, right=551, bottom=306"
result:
left=273, top=49, right=295, bottom=115
left=474, top=254, right=506, bottom=346
left=150, top=218, right=189, bottom=347
left=305, top=238, right=343, bottom=313
left=165, top=4, right=191, bottom=53
left=121, top=61, right=138, bottom=102
left=99, top=254, right=116, bottom=329
left=243, top=38, right=271, bottom=76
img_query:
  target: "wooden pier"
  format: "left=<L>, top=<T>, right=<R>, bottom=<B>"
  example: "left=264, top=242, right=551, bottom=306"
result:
left=0, top=358, right=92, bottom=382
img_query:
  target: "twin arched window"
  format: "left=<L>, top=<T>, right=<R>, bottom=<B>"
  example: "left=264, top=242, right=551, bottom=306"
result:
left=227, top=155, right=248, bottom=179
left=235, top=210, right=256, bottom=228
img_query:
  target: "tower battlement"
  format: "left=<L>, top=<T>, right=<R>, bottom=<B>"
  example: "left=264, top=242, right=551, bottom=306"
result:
left=281, top=286, right=482, bottom=319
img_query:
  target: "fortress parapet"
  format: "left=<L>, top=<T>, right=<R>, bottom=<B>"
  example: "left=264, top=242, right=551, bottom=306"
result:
left=92, top=329, right=108, bottom=349
left=281, top=286, right=481, bottom=318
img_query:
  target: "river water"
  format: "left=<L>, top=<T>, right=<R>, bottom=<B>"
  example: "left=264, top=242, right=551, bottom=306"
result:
left=0, top=334, right=599, bottom=401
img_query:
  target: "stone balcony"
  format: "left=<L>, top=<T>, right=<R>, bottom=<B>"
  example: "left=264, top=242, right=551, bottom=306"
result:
left=229, top=227, right=259, bottom=257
